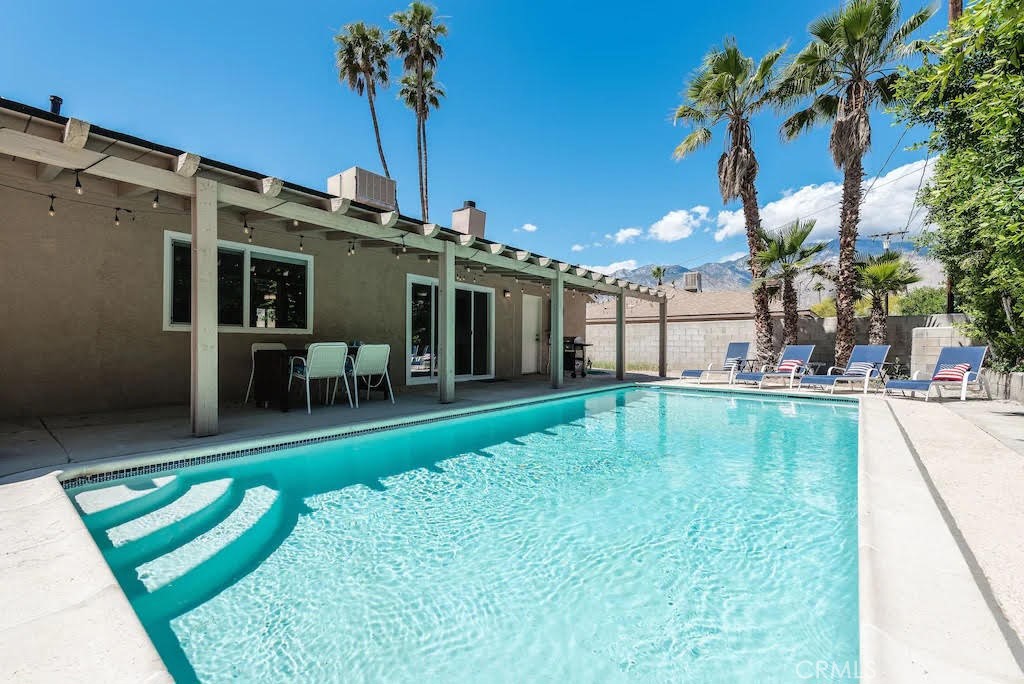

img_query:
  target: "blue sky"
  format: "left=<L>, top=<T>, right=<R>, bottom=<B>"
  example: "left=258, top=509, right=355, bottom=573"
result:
left=1, top=0, right=944, bottom=273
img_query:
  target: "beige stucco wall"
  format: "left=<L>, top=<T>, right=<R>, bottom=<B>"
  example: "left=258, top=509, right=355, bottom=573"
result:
left=0, top=186, right=584, bottom=417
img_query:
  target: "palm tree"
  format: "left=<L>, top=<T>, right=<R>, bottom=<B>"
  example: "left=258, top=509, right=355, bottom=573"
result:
left=775, top=0, right=935, bottom=366
left=673, top=39, right=786, bottom=367
left=651, top=266, right=666, bottom=286
left=390, top=2, right=447, bottom=221
left=334, top=22, right=394, bottom=179
left=754, top=219, right=826, bottom=345
left=858, top=251, right=921, bottom=343
left=398, top=70, right=444, bottom=218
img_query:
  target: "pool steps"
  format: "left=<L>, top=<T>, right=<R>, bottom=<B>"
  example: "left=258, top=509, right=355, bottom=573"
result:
left=75, top=477, right=291, bottom=623
left=105, top=480, right=241, bottom=570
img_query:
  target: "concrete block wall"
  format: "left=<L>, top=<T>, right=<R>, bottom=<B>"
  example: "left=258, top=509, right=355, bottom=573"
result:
left=910, top=325, right=977, bottom=378
left=587, top=315, right=934, bottom=375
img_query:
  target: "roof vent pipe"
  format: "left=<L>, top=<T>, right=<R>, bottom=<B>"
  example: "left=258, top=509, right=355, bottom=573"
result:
left=49, top=95, right=63, bottom=115
left=463, top=200, right=476, bottom=208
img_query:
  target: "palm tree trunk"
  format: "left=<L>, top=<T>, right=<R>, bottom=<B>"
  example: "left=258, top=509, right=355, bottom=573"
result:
left=740, top=184, right=774, bottom=366
left=783, top=275, right=799, bottom=345
left=415, top=114, right=426, bottom=221
left=366, top=91, right=391, bottom=179
left=835, top=154, right=864, bottom=368
left=422, top=116, right=430, bottom=222
left=869, top=293, right=886, bottom=344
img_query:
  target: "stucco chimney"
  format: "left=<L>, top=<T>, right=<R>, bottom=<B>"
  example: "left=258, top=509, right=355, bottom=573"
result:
left=49, top=95, right=63, bottom=115
left=452, top=200, right=486, bottom=238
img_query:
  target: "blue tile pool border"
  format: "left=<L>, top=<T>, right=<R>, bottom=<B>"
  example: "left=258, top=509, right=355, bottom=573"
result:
left=60, top=383, right=858, bottom=490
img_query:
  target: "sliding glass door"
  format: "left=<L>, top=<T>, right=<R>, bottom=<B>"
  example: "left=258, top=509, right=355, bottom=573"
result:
left=407, top=275, right=494, bottom=385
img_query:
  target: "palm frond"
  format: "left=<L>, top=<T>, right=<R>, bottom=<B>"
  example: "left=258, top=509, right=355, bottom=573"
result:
left=673, top=127, right=713, bottom=160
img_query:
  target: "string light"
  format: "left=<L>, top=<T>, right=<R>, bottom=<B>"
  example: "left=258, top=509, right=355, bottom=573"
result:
left=292, top=219, right=299, bottom=228
left=298, top=235, right=305, bottom=252
left=113, top=208, right=121, bottom=226
left=151, top=192, right=159, bottom=209
left=48, top=194, right=55, bottom=217
left=248, top=226, right=255, bottom=244
left=242, top=214, right=250, bottom=235
left=74, top=171, right=83, bottom=195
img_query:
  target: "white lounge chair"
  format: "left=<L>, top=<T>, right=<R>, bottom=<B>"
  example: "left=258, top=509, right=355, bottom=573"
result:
left=243, top=342, right=287, bottom=405
left=288, top=342, right=352, bottom=414
left=348, top=344, right=395, bottom=408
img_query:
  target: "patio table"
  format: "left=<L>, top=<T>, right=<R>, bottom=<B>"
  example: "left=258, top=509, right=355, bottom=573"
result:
left=252, top=346, right=367, bottom=411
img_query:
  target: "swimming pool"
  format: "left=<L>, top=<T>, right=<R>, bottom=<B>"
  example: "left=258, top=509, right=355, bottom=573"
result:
left=68, top=387, right=859, bottom=682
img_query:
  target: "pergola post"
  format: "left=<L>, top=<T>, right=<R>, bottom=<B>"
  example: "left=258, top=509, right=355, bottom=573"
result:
left=550, top=271, right=564, bottom=388
left=190, top=177, right=219, bottom=436
left=438, top=241, right=456, bottom=403
left=615, top=293, right=626, bottom=381
left=658, top=298, right=668, bottom=378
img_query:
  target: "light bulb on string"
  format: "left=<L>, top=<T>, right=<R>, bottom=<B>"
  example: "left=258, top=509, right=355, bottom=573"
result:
left=298, top=235, right=305, bottom=252
left=242, top=214, right=250, bottom=235
left=74, top=171, right=83, bottom=195
left=152, top=192, right=160, bottom=209
left=248, top=227, right=255, bottom=245
left=47, top=194, right=55, bottom=217
left=113, top=208, right=120, bottom=227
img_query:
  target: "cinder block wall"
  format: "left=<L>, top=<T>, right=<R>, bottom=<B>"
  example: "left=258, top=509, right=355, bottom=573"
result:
left=586, top=315, right=931, bottom=373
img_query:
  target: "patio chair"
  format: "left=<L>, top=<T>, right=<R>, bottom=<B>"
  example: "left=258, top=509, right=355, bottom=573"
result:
left=288, top=342, right=352, bottom=414
left=734, top=344, right=815, bottom=389
left=243, top=342, right=287, bottom=405
left=347, top=344, right=395, bottom=408
left=884, top=346, right=988, bottom=401
left=799, top=345, right=890, bottom=395
left=681, top=342, right=750, bottom=384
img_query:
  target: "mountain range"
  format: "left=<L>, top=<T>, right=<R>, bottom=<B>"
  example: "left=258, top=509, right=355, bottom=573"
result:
left=608, top=240, right=945, bottom=307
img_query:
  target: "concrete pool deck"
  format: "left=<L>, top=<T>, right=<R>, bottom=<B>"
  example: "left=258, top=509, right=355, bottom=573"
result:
left=1, top=381, right=1023, bottom=682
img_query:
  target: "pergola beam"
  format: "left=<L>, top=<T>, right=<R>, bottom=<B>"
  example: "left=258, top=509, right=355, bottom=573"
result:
left=37, top=118, right=90, bottom=182
left=0, top=124, right=667, bottom=302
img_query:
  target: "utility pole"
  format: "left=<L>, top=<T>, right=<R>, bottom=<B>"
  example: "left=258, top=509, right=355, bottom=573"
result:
left=945, top=0, right=962, bottom=313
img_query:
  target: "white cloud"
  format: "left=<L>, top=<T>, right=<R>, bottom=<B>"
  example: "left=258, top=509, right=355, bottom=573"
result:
left=612, top=227, right=643, bottom=244
left=582, top=259, right=638, bottom=275
left=718, top=251, right=748, bottom=263
left=648, top=206, right=710, bottom=242
left=516, top=223, right=538, bottom=233
left=570, top=243, right=585, bottom=252
left=713, top=159, right=935, bottom=242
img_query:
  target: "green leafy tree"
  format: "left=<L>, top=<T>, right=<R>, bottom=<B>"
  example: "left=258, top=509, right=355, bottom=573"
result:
left=857, top=251, right=922, bottom=343
left=899, top=286, right=948, bottom=316
left=754, top=219, right=826, bottom=344
left=673, top=39, right=786, bottom=366
left=776, top=0, right=936, bottom=366
left=335, top=22, right=394, bottom=179
left=895, top=0, right=1024, bottom=370
left=651, top=266, right=666, bottom=286
left=390, top=2, right=447, bottom=221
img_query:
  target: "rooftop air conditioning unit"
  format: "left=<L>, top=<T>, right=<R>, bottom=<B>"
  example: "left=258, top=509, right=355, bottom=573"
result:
left=327, top=167, right=397, bottom=211
left=682, top=271, right=702, bottom=292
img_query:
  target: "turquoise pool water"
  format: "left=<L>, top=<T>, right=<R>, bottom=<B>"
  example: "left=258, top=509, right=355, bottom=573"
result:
left=69, top=388, right=859, bottom=682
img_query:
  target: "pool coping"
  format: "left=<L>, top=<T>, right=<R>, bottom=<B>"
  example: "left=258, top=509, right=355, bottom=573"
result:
left=4, top=382, right=1021, bottom=682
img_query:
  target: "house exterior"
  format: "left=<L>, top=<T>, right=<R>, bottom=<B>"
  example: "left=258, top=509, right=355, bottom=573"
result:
left=0, top=97, right=666, bottom=433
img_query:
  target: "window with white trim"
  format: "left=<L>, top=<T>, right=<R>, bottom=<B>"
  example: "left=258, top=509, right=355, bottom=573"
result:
left=163, top=231, right=314, bottom=333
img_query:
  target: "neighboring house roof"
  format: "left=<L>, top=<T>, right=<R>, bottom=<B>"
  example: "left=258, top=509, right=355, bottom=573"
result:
left=586, top=286, right=814, bottom=323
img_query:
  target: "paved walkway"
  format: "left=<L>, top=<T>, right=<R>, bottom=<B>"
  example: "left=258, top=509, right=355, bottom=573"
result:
left=0, top=373, right=653, bottom=482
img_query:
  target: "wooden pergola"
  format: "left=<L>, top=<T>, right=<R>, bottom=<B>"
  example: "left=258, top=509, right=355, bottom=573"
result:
left=0, top=100, right=669, bottom=436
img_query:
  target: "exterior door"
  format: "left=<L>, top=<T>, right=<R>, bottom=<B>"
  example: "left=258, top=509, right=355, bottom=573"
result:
left=522, top=294, right=542, bottom=374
